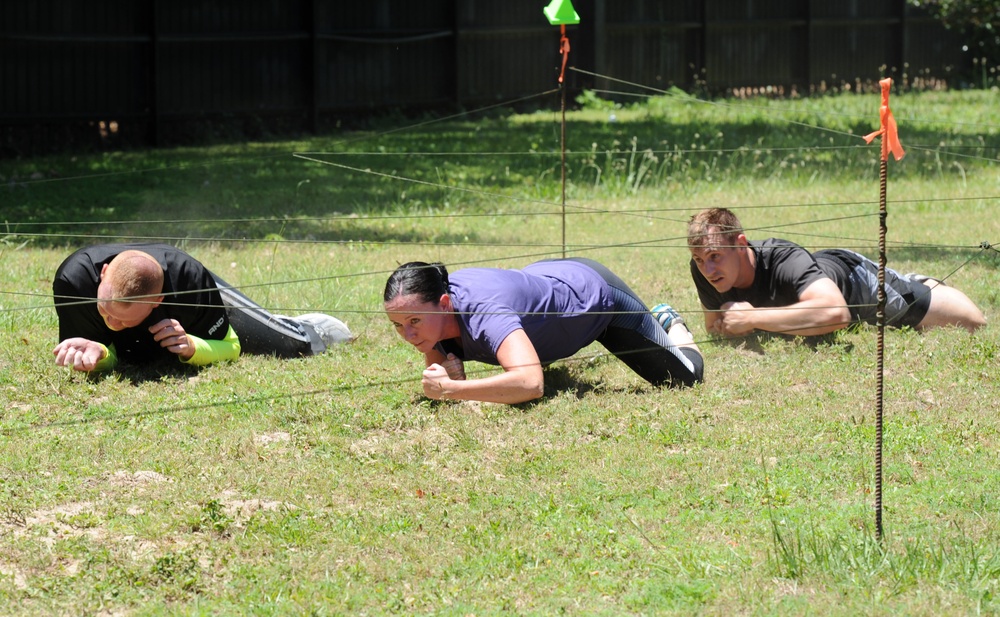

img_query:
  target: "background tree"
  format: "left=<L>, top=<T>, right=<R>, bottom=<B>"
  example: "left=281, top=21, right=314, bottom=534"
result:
left=910, top=0, right=1000, bottom=85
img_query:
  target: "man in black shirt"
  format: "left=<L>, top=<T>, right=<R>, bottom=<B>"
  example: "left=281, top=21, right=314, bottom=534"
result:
left=52, top=244, right=352, bottom=372
left=686, top=208, right=986, bottom=337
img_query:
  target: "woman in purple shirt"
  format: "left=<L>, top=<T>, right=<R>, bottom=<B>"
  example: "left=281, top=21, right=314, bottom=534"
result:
left=384, top=258, right=703, bottom=404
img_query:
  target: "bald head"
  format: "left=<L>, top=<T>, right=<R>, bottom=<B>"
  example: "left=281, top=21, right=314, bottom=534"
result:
left=93, top=250, right=165, bottom=330
left=100, top=250, right=164, bottom=302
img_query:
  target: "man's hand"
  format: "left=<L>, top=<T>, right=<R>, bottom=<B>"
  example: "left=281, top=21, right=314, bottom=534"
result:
left=713, top=301, right=757, bottom=336
left=53, top=338, right=106, bottom=372
left=149, top=319, right=195, bottom=360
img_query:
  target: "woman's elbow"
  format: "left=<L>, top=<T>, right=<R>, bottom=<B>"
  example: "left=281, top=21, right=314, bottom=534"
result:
left=528, top=382, right=544, bottom=400
left=503, top=384, right=543, bottom=405
left=519, top=375, right=545, bottom=402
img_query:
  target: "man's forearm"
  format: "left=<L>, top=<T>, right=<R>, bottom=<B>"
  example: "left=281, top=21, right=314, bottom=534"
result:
left=747, top=303, right=850, bottom=336
left=180, top=326, right=241, bottom=366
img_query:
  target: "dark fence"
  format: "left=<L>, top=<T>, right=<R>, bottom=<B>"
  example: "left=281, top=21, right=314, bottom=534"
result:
left=0, top=0, right=968, bottom=152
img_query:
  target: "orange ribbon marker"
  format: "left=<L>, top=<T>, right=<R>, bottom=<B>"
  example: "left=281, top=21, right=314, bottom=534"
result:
left=558, top=25, right=571, bottom=84
left=544, top=0, right=580, bottom=84
left=863, top=77, right=905, bottom=162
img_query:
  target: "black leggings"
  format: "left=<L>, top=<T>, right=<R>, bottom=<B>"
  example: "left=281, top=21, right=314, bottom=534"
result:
left=563, top=258, right=704, bottom=387
left=211, top=273, right=324, bottom=358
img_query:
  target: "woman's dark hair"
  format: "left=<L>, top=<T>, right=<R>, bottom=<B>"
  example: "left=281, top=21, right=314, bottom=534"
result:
left=383, top=261, right=450, bottom=303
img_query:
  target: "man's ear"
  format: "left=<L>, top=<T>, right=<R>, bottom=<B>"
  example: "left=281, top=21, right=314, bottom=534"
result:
left=99, top=263, right=110, bottom=280
left=735, top=233, right=749, bottom=248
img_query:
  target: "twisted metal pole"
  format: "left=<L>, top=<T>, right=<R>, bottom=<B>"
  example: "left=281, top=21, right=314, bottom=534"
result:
left=864, top=76, right=903, bottom=543
left=875, top=156, right=887, bottom=542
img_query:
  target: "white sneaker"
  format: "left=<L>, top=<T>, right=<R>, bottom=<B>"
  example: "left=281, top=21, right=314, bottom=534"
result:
left=297, top=313, right=354, bottom=349
left=905, top=273, right=946, bottom=287
left=650, top=303, right=689, bottom=333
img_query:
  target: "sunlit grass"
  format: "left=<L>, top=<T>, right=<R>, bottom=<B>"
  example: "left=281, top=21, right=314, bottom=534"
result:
left=0, top=90, right=999, bottom=614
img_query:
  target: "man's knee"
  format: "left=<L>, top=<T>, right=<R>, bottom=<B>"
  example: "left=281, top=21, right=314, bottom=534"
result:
left=921, top=286, right=986, bottom=332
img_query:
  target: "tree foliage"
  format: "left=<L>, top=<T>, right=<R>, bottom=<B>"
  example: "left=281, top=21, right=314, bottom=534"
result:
left=910, top=0, right=1000, bottom=62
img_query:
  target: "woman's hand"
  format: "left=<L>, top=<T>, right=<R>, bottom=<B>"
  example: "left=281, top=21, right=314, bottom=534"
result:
left=441, top=353, right=466, bottom=380
left=421, top=363, right=453, bottom=399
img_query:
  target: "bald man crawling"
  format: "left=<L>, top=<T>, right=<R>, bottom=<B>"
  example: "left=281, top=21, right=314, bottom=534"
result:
left=52, top=243, right=352, bottom=372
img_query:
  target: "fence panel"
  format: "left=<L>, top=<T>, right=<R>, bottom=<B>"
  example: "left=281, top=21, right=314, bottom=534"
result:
left=0, top=0, right=974, bottom=151
left=156, top=0, right=309, bottom=116
left=322, top=36, right=454, bottom=109
left=456, top=1, right=557, bottom=103
left=706, top=21, right=808, bottom=90
left=707, top=0, right=805, bottom=21
left=601, top=0, right=702, bottom=95
left=0, top=0, right=149, bottom=120
left=903, top=13, right=967, bottom=86
left=320, top=0, right=455, bottom=110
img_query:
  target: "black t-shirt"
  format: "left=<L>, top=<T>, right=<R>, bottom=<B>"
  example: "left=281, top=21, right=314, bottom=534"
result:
left=690, top=238, right=849, bottom=310
left=52, top=244, right=230, bottom=363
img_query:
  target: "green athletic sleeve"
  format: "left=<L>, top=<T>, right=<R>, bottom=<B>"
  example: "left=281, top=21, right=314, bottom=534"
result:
left=180, top=325, right=241, bottom=366
left=93, top=343, right=117, bottom=372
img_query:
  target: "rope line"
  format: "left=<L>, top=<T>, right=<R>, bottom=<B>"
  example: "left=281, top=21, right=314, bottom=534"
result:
left=6, top=235, right=994, bottom=317
left=5, top=193, right=999, bottom=230
left=905, top=144, right=1000, bottom=165
left=4, top=72, right=996, bottom=375
left=12, top=239, right=995, bottom=344
left=0, top=340, right=707, bottom=436
left=292, top=152, right=570, bottom=210
left=568, top=67, right=864, bottom=141
left=570, top=68, right=1000, bottom=133
left=4, top=89, right=562, bottom=187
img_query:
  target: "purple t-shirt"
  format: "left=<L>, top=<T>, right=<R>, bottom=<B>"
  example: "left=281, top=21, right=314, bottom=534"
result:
left=436, top=260, right=614, bottom=365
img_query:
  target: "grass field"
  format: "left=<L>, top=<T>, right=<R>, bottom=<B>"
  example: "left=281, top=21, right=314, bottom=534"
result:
left=1, top=88, right=999, bottom=615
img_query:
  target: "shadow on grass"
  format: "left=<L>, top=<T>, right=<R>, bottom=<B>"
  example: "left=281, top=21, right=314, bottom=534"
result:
left=410, top=363, right=620, bottom=409
left=91, top=360, right=204, bottom=386
left=544, top=360, right=668, bottom=400
left=543, top=364, right=599, bottom=400
left=706, top=329, right=856, bottom=355
left=885, top=243, right=992, bottom=261
left=6, top=108, right=997, bottom=249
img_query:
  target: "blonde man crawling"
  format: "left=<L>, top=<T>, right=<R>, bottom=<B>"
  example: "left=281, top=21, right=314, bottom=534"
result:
left=686, top=208, right=985, bottom=337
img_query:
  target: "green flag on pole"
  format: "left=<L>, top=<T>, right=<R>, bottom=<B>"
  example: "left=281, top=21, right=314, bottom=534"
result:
left=543, top=0, right=580, bottom=25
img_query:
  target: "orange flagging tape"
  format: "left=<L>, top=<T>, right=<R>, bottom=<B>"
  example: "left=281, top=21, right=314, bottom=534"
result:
left=863, top=77, right=905, bottom=162
left=558, top=25, right=571, bottom=84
